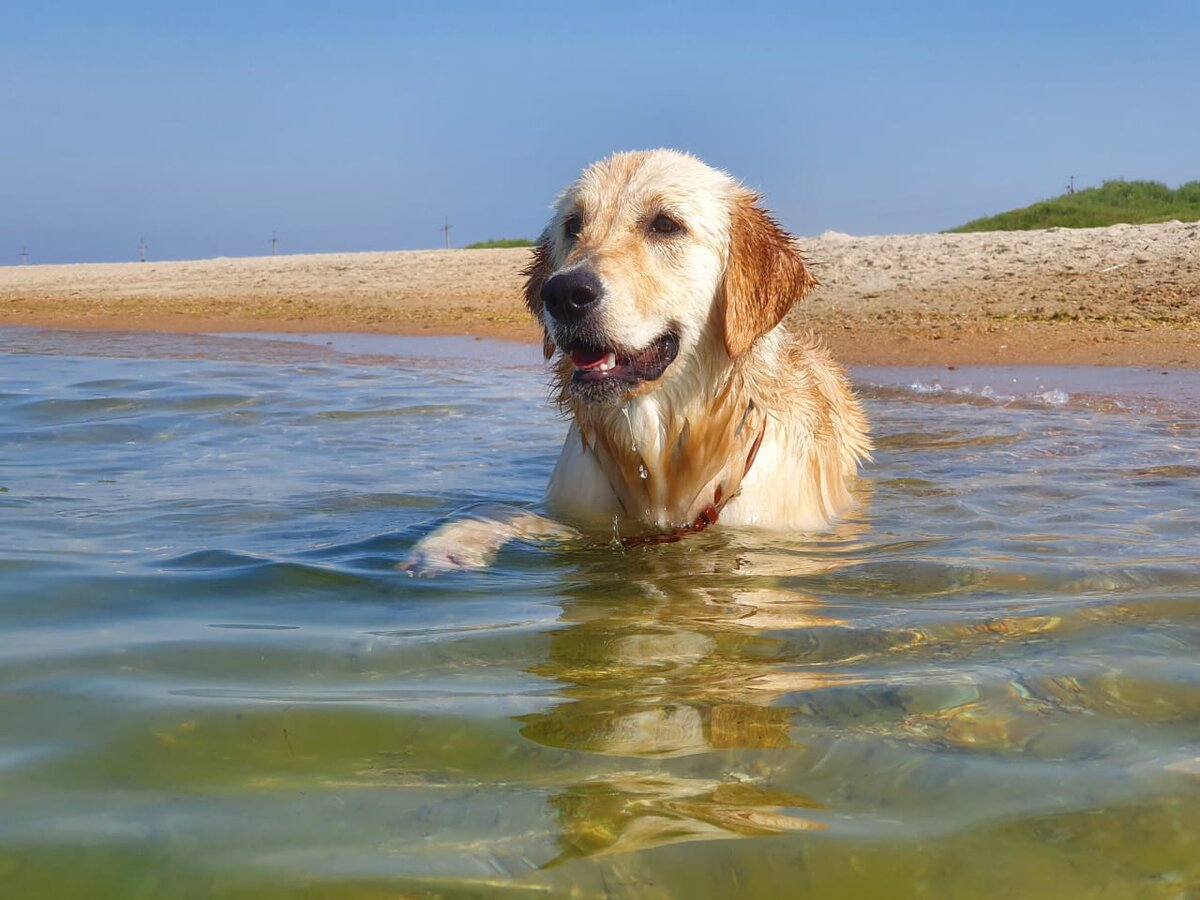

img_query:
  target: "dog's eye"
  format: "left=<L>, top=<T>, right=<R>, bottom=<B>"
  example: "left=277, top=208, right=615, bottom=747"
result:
left=649, top=214, right=682, bottom=236
left=563, top=215, right=582, bottom=240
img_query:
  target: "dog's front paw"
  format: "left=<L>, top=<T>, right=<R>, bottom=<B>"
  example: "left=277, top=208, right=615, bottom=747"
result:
left=399, top=518, right=506, bottom=576
left=398, top=510, right=579, bottom=577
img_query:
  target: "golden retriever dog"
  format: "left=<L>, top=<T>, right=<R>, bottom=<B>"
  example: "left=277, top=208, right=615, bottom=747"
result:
left=404, top=149, right=870, bottom=573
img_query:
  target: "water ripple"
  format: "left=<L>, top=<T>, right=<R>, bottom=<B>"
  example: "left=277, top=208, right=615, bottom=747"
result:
left=1, top=330, right=1198, bottom=897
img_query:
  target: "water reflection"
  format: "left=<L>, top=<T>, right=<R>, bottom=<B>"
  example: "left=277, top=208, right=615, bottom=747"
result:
left=520, top=525, right=873, bottom=859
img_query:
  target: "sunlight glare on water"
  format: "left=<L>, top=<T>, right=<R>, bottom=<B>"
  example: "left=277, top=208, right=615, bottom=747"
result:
left=1, top=328, right=1198, bottom=899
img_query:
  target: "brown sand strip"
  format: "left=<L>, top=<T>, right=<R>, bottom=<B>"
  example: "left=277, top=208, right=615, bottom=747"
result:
left=1, top=222, right=1197, bottom=367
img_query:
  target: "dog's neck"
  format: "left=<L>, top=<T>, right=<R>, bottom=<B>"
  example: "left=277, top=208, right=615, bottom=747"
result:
left=561, top=340, right=770, bottom=533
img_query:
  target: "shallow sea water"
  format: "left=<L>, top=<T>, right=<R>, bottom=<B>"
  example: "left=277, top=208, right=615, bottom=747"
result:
left=1, top=327, right=1198, bottom=899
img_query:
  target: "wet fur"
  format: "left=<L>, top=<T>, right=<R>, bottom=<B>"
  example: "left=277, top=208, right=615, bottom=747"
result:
left=524, top=150, right=871, bottom=535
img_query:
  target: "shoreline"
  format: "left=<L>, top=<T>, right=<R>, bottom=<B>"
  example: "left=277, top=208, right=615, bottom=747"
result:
left=2, top=221, right=1197, bottom=368
left=1, top=316, right=1194, bottom=369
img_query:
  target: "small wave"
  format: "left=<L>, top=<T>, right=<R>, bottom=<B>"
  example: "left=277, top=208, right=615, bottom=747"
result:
left=857, top=365, right=1200, bottom=419
left=871, top=380, right=1072, bottom=409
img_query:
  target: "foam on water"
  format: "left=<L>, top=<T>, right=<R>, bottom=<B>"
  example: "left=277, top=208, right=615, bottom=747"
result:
left=859, top=363, right=1200, bottom=419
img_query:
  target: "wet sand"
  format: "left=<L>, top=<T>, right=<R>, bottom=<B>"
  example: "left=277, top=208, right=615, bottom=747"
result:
left=1, top=220, right=1197, bottom=366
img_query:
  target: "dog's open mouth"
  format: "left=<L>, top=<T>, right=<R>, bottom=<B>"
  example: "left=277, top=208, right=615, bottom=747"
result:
left=566, top=332, right=679, bottom=400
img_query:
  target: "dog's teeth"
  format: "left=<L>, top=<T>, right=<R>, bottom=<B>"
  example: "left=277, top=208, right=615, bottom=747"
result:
left=599, top=352, right=616, bottom=372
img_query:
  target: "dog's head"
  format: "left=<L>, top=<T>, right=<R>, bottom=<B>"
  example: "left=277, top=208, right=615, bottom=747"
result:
left=524, top=149, right=816, bottom=405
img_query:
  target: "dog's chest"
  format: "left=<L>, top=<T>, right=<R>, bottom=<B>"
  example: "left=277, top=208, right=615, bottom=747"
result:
left=562, top=390, right=765, bottom=532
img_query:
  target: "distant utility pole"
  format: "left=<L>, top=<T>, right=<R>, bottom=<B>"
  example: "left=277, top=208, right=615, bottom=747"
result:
left=1066, top=175, right=1075, bottom=195
left=442, top=216, right=452, bottom=249
left=138, top=237, right=147, bottom=263
left=271, top=231, right=278, bottom=256
left=19, top=246, right=29, bottom=265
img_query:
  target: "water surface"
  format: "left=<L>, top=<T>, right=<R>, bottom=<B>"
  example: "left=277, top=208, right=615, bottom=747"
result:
left=1, top=328, right=1198, bottom=898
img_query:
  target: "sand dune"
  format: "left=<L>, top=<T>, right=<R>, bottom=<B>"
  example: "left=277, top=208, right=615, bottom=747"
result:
left=2, top=220, right=1197, bottom=366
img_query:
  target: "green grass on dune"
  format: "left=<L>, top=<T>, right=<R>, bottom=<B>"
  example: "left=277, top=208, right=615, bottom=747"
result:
left=947, top=179, right=1200, bottom=232
left=463, top=237, right=536, bottom=249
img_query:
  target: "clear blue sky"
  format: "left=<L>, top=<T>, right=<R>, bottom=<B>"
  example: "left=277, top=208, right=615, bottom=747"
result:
left=2, top=1, right=1197, bottom=264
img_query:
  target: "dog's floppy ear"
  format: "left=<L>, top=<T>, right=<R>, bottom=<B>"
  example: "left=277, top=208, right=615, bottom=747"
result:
left=521, top=234, right=556, bottom=361
left=722, top=194, right=817, bottom=359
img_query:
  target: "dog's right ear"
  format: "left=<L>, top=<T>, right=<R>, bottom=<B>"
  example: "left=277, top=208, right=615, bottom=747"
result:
left=521, top=235, right=556, bottom=360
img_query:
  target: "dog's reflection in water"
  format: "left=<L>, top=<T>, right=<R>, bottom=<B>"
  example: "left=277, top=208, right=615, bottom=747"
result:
left=517, top=524, right=869, bottom=861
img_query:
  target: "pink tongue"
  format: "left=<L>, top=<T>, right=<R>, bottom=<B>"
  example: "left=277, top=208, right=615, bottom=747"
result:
left=571, top=349, right=608, bottom=370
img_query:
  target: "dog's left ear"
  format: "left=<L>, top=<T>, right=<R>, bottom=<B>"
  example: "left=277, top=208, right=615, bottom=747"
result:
left=521, top=235, right=556, bottom=361
left=722, top=194, right=817, bottom=359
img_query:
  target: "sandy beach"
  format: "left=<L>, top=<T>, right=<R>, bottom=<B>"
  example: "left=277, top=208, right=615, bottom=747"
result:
left=2, top=220, right=1197, bottom=366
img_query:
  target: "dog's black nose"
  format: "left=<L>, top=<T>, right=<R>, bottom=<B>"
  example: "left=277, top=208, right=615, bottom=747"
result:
left=541, top=269, right=601, bottom=323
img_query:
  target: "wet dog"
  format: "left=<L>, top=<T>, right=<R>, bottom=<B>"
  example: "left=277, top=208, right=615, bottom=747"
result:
left=405, top=150, right=870, bottom=572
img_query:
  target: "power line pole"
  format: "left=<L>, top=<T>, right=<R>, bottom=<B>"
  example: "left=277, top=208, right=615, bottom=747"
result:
left=138, top=237, right=146, bottom=263
left=442, top=216, right=452, bottom=249
left=271, top=231, right=278, bottom=256
left=19, top=247, right=29, bottom=265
